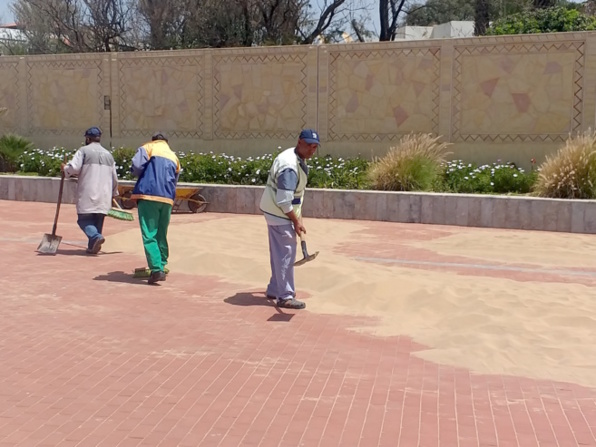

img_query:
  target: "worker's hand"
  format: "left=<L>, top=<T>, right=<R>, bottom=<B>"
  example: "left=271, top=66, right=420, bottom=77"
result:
left=294, top=221, right=306, bottom=237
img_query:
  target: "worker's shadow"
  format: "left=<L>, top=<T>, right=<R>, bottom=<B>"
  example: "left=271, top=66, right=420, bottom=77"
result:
left=54, top=249, right=123, bottom=256
left=224, top=292, right=294, bottom=322
left=93, top=271, right=146, bottom=285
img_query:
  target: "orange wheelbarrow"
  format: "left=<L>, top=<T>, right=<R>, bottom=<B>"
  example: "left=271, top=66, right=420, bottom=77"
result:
left=117, top=185, right=208, bottom=213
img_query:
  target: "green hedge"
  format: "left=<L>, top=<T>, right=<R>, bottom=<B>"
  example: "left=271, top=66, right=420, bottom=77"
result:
left=10, top=146, right=537, bottom=194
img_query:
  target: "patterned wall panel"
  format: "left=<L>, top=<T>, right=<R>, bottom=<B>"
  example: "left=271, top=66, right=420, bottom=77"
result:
left=213, top=51, right=309, bottom=139
left=26, top=56, right=105, bottom=136
left=0, top=60, right=20, bottom=131
left=452, top=41, right=585, bottom=143
left=117, top=55, right=204, bottom=138
left=327, top=46, right=441, bottom=142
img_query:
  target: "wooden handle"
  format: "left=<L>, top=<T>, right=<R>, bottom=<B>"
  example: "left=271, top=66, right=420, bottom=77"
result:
left=51, top=156, right=67, bottom=236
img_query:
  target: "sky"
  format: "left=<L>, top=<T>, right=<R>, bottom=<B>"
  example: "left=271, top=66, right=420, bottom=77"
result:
left=0, top=0, right=11, bottom=24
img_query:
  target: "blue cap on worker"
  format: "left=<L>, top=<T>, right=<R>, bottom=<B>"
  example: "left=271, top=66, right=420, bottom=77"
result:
left=84, top=126, right=102, bottom=137
left=299, top=129, right=320, bottom=145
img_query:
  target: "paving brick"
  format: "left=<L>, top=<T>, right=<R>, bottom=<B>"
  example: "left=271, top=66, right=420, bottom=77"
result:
left=1, top=200, right=596, bottom=447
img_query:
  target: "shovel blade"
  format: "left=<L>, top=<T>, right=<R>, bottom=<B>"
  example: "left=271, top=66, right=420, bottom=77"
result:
left=294, top=251, right=319, bottom=267
left=37, top=233, right=62, bottom=255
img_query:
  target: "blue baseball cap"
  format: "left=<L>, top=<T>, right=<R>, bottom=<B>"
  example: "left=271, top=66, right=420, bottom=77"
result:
left=299, top=129, right=320, bottom=145
left=84, top=126, right=102, bottom=137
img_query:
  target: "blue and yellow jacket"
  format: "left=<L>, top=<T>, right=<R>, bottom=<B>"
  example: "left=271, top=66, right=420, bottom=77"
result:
left=130, top=140, right=181, bottom=206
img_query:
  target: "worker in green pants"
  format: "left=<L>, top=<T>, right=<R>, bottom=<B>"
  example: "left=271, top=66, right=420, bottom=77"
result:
left=137, top=200, right=172, bottom=275
left=130, top=132, right=181, bottom=284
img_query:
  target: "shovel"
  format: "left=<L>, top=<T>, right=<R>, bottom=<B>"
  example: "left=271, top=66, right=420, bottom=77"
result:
left=294, top=232, right=319, bottom=267
left=37, top=161, right=66, bottom=254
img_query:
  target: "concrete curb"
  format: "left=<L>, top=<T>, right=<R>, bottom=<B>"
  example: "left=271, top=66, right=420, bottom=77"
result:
left=2, top=175, right=596, bottom=234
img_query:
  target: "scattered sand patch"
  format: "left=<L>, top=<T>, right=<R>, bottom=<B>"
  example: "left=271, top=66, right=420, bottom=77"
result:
left=409, top=229, right=596, bottom=269
left=106, top=216, right=596, bottom=387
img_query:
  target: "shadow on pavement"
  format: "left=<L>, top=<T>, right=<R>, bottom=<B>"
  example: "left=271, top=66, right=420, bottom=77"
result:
left=224, top=292, right=294, bottom=322
left=94, top=271, right=147, bottom=285
left=224, top=292, right=274, bottom=307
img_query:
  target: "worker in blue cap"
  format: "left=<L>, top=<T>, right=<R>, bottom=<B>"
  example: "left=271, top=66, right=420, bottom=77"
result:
left=259, top=129, right=320, bottom=309
left=61, top=126, right=119, bottom=254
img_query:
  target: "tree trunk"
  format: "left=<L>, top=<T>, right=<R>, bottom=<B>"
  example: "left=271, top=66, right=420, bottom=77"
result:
left=474, top=0, right=490, bottom=36
left=379, top=0, right=390, bottom=41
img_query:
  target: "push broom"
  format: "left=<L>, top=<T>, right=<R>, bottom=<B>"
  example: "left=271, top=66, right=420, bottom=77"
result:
left=108, top=199, right=134, bottom=221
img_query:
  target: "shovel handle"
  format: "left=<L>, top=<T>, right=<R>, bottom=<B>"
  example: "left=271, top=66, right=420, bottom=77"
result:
left=51, top=156, right=67, bottom=237
left=298, top=232, right=309, bottom=258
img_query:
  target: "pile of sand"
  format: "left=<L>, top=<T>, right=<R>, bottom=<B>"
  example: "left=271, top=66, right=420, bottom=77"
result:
left=107, top=215, right=596, bottom=388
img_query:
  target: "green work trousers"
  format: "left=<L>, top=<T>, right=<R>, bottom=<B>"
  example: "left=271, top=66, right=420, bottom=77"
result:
left=137, top=199, right=172, bottom=273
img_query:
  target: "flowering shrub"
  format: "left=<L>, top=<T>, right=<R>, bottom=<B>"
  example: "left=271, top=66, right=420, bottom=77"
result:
left=178, top=152, right=273, bottom=185
left=441, top=160, right=537, bottom=195
left=112, top=147, right=136, bottom=180
left=308, top=154, right=369, bottom=189
left=8, top=143, right=543, bottom=195
left=14, top=146, right=370, bottom=190
left=18, top=147, right=74, bottom=177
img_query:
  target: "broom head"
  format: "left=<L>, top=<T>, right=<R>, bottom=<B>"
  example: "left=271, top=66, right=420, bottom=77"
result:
left=108, top=198, right=135, bottom=221
left=107, top=207, right=134, bottom=221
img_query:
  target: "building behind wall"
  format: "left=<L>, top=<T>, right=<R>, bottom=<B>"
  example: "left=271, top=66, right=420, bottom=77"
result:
left=395, top=21, right=475, bottom=40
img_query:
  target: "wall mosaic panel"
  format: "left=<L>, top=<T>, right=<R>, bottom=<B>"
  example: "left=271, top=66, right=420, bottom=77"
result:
left=213, top=52, right=309, bottom=139
left=327, top=46, right=441, bottom=142
left=452, top=41, right=585, bottom=143
left=26, top=57, right=105, bottom=136
left=117, top=55, right=205, bottom=139
left=0, top=61, right=20, bottom=131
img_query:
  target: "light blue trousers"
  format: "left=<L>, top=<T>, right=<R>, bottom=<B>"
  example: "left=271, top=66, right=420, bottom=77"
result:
left=266, top=224, right=297, bottom=301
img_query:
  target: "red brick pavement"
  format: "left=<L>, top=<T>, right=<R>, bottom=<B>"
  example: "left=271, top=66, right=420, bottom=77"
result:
left=0, top=200, right=595, bottom=447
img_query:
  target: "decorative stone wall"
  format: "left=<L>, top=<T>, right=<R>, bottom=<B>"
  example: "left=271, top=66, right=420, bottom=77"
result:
left=1, top=32, right=596, bottom=167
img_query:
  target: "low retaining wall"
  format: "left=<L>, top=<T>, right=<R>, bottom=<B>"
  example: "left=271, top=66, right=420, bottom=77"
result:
left=2, top=175, right=596, bottom=234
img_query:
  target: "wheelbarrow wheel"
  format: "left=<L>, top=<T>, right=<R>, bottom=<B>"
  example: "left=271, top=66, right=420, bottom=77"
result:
left=188, top=193, right=207, bottom=213
left=120, top=190, right=136, bottom=209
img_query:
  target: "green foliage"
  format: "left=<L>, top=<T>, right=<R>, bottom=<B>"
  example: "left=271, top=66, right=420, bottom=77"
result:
left=440, top=160, right=537, bottom=194
left=534, top=131, right=596, bottom=199
left=11, top=142, right=560, bottom=197
left=407, top=0, right=475, bottom=26
left=487, top=6, right=596, bottom=35
left=368, top=133, right=451, bottom=191
left=111, top=147, right=136, bottom=180
left=0, top=134, right=34, bottom=172
left=17, top=147, right=74, bottom=177
left=179, top=152, right=274, bottom=185
left=308, top=155, right=370, bottom=189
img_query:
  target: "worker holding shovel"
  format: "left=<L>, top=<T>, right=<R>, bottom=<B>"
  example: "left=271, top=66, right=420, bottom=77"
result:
left=61, top=127, right=119, bottom=255
left=259, top=129, right=320, bottom=309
